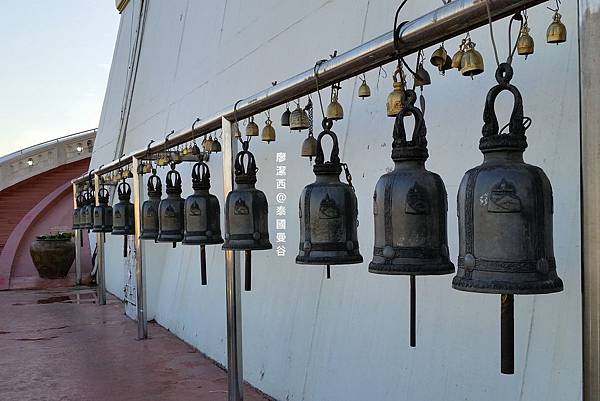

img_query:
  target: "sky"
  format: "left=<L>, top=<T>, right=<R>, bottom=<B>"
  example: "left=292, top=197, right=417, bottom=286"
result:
left=0, top=1, right=120, bottom=157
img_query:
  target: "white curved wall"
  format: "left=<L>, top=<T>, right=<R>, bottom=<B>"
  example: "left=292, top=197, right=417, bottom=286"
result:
left=91, top=1, right=582, bottom=400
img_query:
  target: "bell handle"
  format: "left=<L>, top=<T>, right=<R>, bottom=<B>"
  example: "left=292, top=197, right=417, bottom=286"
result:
left=147, top=173, right=162, bottom=192
left=315, top=118, right=341, bottom=166
left=117, top=181, right=131, bottom=198
left=166, top=168, right=182, bottom=188
left=98, top=187, right=110, bottom=199
left=192, top=161, right=210, bottom=183
left=482, top=63, right=526, bottom=138
left=234, top=149, right=257, bottom=176
left=392, top=100, right=426, bottom=147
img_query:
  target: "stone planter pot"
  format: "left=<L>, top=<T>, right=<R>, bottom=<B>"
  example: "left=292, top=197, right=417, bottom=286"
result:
left=30, top=238, right=75, bottom=279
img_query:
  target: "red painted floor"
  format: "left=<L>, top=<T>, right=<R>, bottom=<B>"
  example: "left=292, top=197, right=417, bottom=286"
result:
left=0, top=287, right=271, bottom=401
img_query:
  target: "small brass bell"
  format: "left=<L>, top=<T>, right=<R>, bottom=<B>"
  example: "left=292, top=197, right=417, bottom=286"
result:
left=387, top=67, right=406, bottom=117
left=261, top=118, right=276, bottom=143
left=203, top=135, right=214, bottom=151
left=326, top=85, right=343, bottom=121
left=183, top=161, right=224, bottom=285
left=441, top=55, right=453, bottom=72
left=430, top=45, right=447, bottom=69
left=290, top=103, right=310, bottom=131
left=140, top=171, right=162, bottom=240
left=546, top=12, right=566, bottom=44
left=281, top=105, right=291, bottom=127
left=157, top=155, right=170, bottom=167
left=142, top=162, right=153, bottom=174
left=461, top=41, right=484, bottom=77
left=93, top=186, right=113, bottom=233
left=517, top=24, right=534, bottom=57
left=246, top=117, right=259, bottom=137
left=232, top=122, right=242, bottom=138
left=451, top=40, right=466, bottom=69
left=301, top=133, right=317, bottom=160
left=170, top=151, right=182, bottom=163
left=414, top=65, right=431, bottom=87
left=223, top=141, right=272, bottom=291
left=210, top=137, right=222, bottom=153
left=157, top=164, right=185, bottom=244
left=358, top=79, right=371, bottom=98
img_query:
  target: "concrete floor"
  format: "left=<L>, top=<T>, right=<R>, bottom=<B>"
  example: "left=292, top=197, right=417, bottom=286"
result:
left=0, top=287, right=270, bottom=401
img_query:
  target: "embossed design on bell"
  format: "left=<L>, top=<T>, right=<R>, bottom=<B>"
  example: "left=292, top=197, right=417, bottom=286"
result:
left=453, top=63, right=563, bottom=374
left=405, top=182, right=430, bottom=215
left=296, top=118, right=362, bottom=274
left=157, top=164, right=185, bottom=243
left=223, top=141, right=271, bottom=291
left=140, top=171, right=162, bottom=240
left=234, top=198, right=249, bottom=215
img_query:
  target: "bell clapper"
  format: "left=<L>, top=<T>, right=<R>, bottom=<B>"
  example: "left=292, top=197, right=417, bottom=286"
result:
left=410, top=275, right=416, bottom=348
left=200, top=245, right=207, bottom=286
left=500, top=294, right=515, bottom=374
left=123, top=235, right=128, bottom=258
left=245, top=250, right=252, bottom=291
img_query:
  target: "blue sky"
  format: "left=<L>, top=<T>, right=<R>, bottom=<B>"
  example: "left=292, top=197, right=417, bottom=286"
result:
left=0, top=1, right=120, bottom=156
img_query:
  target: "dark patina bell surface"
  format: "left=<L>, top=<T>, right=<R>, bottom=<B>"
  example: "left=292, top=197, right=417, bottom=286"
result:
left=183, top=162, right=224, bottom=245
left=296, top=119, right=362, bottom=266
left=140, top=172, right=162, bottom=240
left=72, top=192, right=85, bottom=230
left=222, top=142, right=271, bottom=250
left=454, top=64, right=563, bottom=295
left=92, top=187, right=113, bottom=233
left=157, top=165, right=185, bottom=243
left=370, top=93, right=454, bottom=275
left=80, top=189, right=95, bottom=230
left=112, top=181, right=135, bottom=235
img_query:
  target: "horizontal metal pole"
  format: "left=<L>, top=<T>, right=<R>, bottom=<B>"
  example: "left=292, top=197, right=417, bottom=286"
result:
left=73, top=0, right=545, bottom=184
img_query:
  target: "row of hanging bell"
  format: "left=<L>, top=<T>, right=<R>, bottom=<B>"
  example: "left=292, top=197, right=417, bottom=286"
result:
left=296, top=118, right=362, bottom=279
left=223, top=140, right=272, bottom=291
left=371, top=89, right=454, bottom=347
left=454, top=63, right=563, bottom=374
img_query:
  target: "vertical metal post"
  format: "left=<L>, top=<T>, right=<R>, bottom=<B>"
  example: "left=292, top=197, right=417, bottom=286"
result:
left=132, top=157, right=148, bottom=339
left=94, top=173, right=107, bottom=305
left=579, top=2, right=600, bottom=399
left=222, top=117, right=243, bottom=401
left=72, top=183, right=82, bottom=285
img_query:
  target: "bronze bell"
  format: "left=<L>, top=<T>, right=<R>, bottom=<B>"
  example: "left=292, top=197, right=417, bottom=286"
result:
left=358, top=79, right=371, bottom=98
left=261, top=118, right=276, bottom=143
left=451, top=40, right=466, bottom=70
left=296, top=118, right=362, bottom=278
left=72, top=192, right=85, bottom=230
left=430, top=45, right=447, bottom=69
left=454, top=63, right=563, bottom=374
left=546, top=11, right=566, bottom=44
left=461, top=40, right=484, bottom=77
left=140, top=171, right=162, bottom=240
left=203, top=135, right=214, bottom=152
left=112, top=180, right=134, bottom=235
left=93, top=187, right=113, bottom=233
left=301, top=133, right=318, bottom=159
left=517, top=24, right=534, bottom=57
left=81, top=188, right=95, bottom=230
left=414, top=65, right=431, bottom=87
left=281, top=105, right=291, bottom=126
left=326, top=85, right=343, bottom=120
left=387, top=67, right=406, bottom=117
left=370, top=90, right=454, bottom=347
left=246, top=117, right=259, bottom=137
left=209, top=137, right=222, bottom=153
left=290, top=103, right=310, bottom=131
left=157, top=164, right=185, bottom=244
left=223, top=141, right=272, bottom=291
left=183, top=162, right=224, bottom=285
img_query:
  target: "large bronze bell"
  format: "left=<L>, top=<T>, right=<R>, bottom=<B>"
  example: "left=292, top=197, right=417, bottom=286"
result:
left=461, top=41, right=484, bottom=77
left=223, top=141, right=272, bottom=291
left=157, top=164, right=185, bottom=244
left=140, top=171, right=162, bottom=240
left=183, top=161, right=224, bottom=285
left=93, top=186, right=113, bottom=233
left=370, top=90, right=454, bottom=347
left=80, top=188, right=95, bottom=230
left=454, top=63, right=563, bottom=374
left=296, top=118, right=362, bottom=278
left=72, top=192, right=85, bottom=230
left=546, top=11, right=566, bottom=44
left=112, top=179, right=135, bottom=257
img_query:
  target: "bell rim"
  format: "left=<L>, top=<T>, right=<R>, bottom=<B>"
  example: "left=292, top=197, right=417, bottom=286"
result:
left=139, top=233, right=159, bottom=240
left=368, top=260, right=455, bottom=275
left=222, top=243, right=272, bottom=251
left=295, top=255, right=363, bottom=265
left=452, top=275, right=564, bottom=295
left=182, top=237, right=224, bottom=245
left=111, top=230, right=135, bottom=236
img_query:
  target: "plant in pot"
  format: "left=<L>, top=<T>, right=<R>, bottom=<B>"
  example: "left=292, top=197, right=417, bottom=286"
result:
left=30, top=231, right=75, bottom=279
